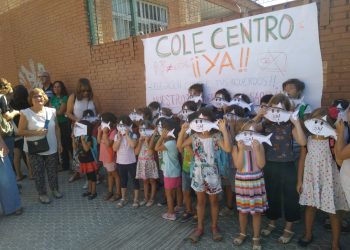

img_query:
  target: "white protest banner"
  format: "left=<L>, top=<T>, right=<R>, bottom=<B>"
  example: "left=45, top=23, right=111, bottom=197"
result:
left=142, top=3, right=323, bottom=112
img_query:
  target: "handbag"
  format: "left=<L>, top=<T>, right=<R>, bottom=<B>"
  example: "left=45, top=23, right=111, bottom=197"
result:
left=27, top=109, right=50, bottom=154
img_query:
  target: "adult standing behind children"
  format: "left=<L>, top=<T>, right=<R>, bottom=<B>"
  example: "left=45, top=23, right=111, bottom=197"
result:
left=50, top=81, right=72, bottom=171
left=66, top=78, right=101, bottom=182
left=38, top=71, right=54, bottom=100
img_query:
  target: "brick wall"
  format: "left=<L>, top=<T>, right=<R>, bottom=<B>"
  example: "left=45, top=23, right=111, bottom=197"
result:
left=0, top=0, right=349, bottom=116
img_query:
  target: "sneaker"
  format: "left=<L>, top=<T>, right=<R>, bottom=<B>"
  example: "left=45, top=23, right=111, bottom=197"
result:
left=146, top=200, right=154, bottom=207
left=157, top=200, right=167, bottom=207
left=52, top=190, right=63, bottom=199
left=82, top=181, right=88, bottom=189
left=139, top=200, right=148, bottom=206
left=88, top=193, right=97, bottom=200
left=174, top=206, right=185, bottom=214
left=117, top=199, right=128, bottom=208
left=39, top=195, right=51, bottom=204
left=219, top=207, right=233, bottom=217
left=162, top=212, right=176, bottom=221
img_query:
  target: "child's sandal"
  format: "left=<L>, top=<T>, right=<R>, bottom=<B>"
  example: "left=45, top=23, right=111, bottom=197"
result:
left=132, top=200, right=139, bottom=208
left=252, top=237, right=262, bottom=250
left=187, top=228, right=203, bottom=243
left=211, top=227, right=223, bottom=242
left=261, top=224, right=276, bottom=236
left=117, top=199, right=127, bottom=208
left=278, top=229, right=295, bottom=244
left=104, top=192, right=113, bottom=201
left=110, top=194, right=121, bottom=202
left=139, top=199, right=148, bottom=206
left=233, top=233, right=247, bottom=246
left=146, top=200, right=154, bottom=207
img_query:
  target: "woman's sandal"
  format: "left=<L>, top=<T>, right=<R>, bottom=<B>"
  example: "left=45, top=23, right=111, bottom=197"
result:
left=278, top=229, right=295, bottom=244
left=109, top=194, right=121, bottom=202
left=233, top=233, right=247, bottom=246
left=252, top=237, right=262, bottom=250
left=261, top=224, right=276, bottom=236
left=187, top=228, right=203, bottom=243
left=297, top=235, right=313, bottom=247
left=212, top=227, right=223, bottom=242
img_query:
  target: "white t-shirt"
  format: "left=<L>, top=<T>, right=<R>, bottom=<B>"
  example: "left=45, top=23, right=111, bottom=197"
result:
left=73, top=98, right=96, bottom=120
left=21, top=107, right=58, bottom=155
left=115, top=133, right=137, bottom=165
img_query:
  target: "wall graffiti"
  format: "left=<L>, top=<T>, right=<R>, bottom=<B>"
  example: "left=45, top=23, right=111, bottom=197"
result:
left=18, top=59, right=46, bottom=88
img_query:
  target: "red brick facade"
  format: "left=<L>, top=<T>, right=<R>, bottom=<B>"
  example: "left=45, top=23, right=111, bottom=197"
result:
left=0, top=0, right=349, bottom=115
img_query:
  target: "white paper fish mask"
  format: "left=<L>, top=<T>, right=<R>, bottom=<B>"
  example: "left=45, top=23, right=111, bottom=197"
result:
left=224, top=110, right=241, bottom=121
left=139, top=128, right=154, bottom=137
left=189, top=118, right=219, bottom=133
left=264, top=104, right=299, bottom=124
left=211, top=97, right=229, bottom=109
left=129, top=109, right=143, bottom=122
left=158, top=110, right=173, bottom=119
left=74, top=122, right=87, bottom=137
left=236, top=130, right=273, bottom=146
left=178, top=108, right=194, bottom=121
left=304, top=116, right=337, bottom=140
left=100, top=122, right=111, bottom=130
left=117, top=121, right=132, bottom=135
left=152, top=108, right=160, bottom=118
left=188, top=95, right=202, bottom=103
left=229, top=96, right=253, bottom=111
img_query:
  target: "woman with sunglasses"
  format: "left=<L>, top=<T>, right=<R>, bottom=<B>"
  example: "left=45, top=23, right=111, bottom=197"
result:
left=66, top=78, right=100, bottom=182
left=18, top=88, right=63, bottom=204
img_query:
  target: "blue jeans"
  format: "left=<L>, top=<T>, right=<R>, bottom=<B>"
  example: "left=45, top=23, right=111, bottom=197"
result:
left=4, top=136, right=14, bottom=163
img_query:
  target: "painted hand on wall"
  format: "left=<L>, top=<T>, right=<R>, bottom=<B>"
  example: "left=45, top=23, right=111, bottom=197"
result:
left=18, top=59, right=46, bottom=88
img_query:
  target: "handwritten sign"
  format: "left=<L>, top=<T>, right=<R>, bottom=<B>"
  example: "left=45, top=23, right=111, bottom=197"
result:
left=142, top=3, right=323, bottom=112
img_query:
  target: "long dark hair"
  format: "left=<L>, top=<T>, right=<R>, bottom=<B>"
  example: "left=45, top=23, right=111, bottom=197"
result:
left=53, top=81, right=68, bottom=97
left=11, top=85, right=29, bottom=110
left=75, top=78, right=93, bottom=101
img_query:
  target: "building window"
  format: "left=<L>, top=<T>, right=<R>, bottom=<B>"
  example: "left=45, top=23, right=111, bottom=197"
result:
left=112, top=0, right=168, bottom=41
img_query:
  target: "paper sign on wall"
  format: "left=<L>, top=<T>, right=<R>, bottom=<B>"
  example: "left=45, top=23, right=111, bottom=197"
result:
left=142, top=3, right=323, bottom=112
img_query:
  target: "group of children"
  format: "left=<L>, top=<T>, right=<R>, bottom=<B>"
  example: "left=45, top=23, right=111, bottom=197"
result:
left=73, top=79, right=350, bottom=250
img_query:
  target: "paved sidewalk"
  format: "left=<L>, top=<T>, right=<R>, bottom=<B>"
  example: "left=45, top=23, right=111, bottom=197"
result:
left=0, top=171, right=349, bottom=250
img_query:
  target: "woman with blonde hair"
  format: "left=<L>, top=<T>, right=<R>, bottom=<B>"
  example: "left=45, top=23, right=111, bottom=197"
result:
left=18, top=88, right=63, bottom=204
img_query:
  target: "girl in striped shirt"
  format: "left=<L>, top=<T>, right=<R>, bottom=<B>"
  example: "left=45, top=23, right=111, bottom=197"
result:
left=232, top=120, right=268, bottom=250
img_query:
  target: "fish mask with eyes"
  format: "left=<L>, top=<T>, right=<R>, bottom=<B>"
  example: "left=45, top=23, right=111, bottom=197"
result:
left=211, top=97, right=229, bottom=109
left=189, top=114, right=219, bottom=133
left=229, top=96, right=253, bottom=111
left=178, top=107, right=194, bottom=121
left=129, top=109, right=144, bottom=122
left=224, top=109, right=241, bottom=121
left=304, top=116, right=337, bottom=140
left=235, top=126, right=272, bottom=146
left=188, top=94, right=203, bottom=103
left=116, top=121, right=132, bottom=135
left=139, top=124, right=154, bottom=137
left=264, top=103, right=299, bottom=124
left=152, top=108, right=160, bottom=118
left=158, top=110, right=173, bottom=119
